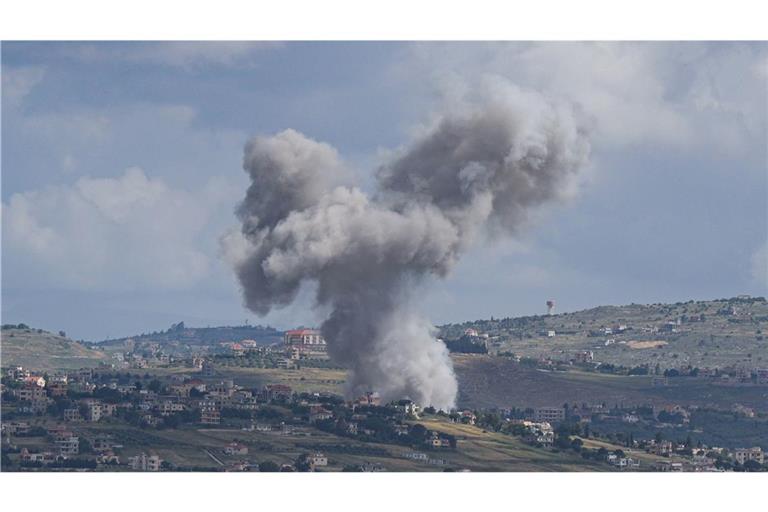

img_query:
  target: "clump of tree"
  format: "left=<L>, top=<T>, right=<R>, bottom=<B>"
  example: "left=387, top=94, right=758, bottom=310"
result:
left=2, top=323, right=30, bottom=330
left=443, top=337, right=488, bottom=354
left=258, top=460, right=280, bottom=472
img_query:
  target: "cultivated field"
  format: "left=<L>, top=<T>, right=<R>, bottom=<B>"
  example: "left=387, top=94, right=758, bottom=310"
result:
left=452, top=355, right=768, bottom=412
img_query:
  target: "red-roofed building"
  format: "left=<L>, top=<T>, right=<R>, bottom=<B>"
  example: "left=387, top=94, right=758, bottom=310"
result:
left=284, top=328, right=327, bottom=358
left=284, top=329, right=325, bottom=346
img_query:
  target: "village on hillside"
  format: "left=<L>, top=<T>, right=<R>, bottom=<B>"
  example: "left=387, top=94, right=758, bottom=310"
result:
left=2, top=299, right=767, bottom=472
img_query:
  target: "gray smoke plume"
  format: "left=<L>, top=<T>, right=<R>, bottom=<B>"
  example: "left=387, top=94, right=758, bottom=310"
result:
left=224, top=82, right=590, bottom=410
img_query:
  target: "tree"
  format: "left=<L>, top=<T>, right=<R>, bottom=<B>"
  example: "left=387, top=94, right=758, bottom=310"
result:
left=743, top=460, right=763, bottom=472
left=79, top=438, right=93, bottom=454
left=570, top=437, right=583, bottom=452
left=258, top=460, right=280, bottom=472
left=148, top=379, right=162, bottom=393
left=408, top=424, right=429, bottom=445
left=295, top=453, right=313, bottom=472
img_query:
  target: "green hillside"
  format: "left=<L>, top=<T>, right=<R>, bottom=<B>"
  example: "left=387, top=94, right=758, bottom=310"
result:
left=93, top=321, right=284, bottom=357
left=440, top=296, right=768, bottom=370
left=1, top=325, right=110, bottom=371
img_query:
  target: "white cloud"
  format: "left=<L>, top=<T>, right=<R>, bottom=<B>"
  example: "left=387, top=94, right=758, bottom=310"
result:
left=2, top=167, right=238, bottom=291
left=7, top=100, right=247, bottom=182
left=395, top=42, right=767, bottom=155
left=1, top=65, right=45, bottom=107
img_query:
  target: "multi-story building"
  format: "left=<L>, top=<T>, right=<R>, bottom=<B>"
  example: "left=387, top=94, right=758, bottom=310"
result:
left=64, top=408, right=83, bottom=422
left=129, top=453, right=162, bottom=471
left=55, top=433, right=79, bottom=457
left=200, top=406, right=220, bottom=425
left=6, top=366, right=30, bottom=380
left=16, top=385, right=47, bottom=402
left=47, top=381, right=69, bottom=397
left=733, top=447, right=764, bottom=465
left=201, top=360, right=216, bottom=377
left=261, top=384, right=292, bottom=402
left=651, top=440, right=674, bottom=456
left=284, top=328, right=328, bottom=358
left=1, top=421, right=30, bottom=436
left=83, top=400, right=103, bottom=422
left=240, top=339, right=259, bottom=349
left=533, top=407, right=566, bottom=423
left=76, top=369, right=93, bottom=382
left=154, top=401, right=185, bottom=416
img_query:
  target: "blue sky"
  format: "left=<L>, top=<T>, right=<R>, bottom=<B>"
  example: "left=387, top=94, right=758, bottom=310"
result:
left=2, top=41, right=766, bottom=341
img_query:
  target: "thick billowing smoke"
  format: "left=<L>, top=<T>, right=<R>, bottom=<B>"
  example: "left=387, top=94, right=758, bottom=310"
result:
left=225, top=82, right=590, bottom=410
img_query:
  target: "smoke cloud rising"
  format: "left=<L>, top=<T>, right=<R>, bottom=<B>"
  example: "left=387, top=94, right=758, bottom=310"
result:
left=224, top=82, right=590, bottom=410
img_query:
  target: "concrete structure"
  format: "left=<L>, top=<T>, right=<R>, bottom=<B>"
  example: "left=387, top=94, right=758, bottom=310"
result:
left=533, top=407, right=566, bottom=423
left=201, top=406, right=220, bottom=425
left=733, top=447, right=763, bottom=465
left=201, top=360, right=216, bottom=377
left=310, top=453, right=328, bottom=467
left=224, top=442, right=249, bottom=455
left=64, top=408, right=83, bottom=422
left=129, top=453, right=162, bottom=471
left=284, top=328, right=327, bottom=358
left=55, top=433, right=79, bottom=457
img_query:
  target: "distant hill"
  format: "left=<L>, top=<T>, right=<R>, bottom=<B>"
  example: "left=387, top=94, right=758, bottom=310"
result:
left=438, top=296, right=768, bottom=371
left=1, top=324, right=110, bottom=371
left=92, top=321, right=284, bottom=357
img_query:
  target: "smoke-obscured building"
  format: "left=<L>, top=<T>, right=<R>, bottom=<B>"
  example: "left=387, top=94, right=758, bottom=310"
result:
left=284, top=328, right=328, bottom=359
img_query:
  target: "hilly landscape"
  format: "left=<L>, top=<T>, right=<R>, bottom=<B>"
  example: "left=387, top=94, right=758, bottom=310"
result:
left=439, top=295, right=768, bottom=371
left=4, top=296, right=766, bottom=375
left=92, top=322, right=284, bottom=357
left=3, top=296, right=767, bottom=471
left=1, top=324, right=110, bottom=370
